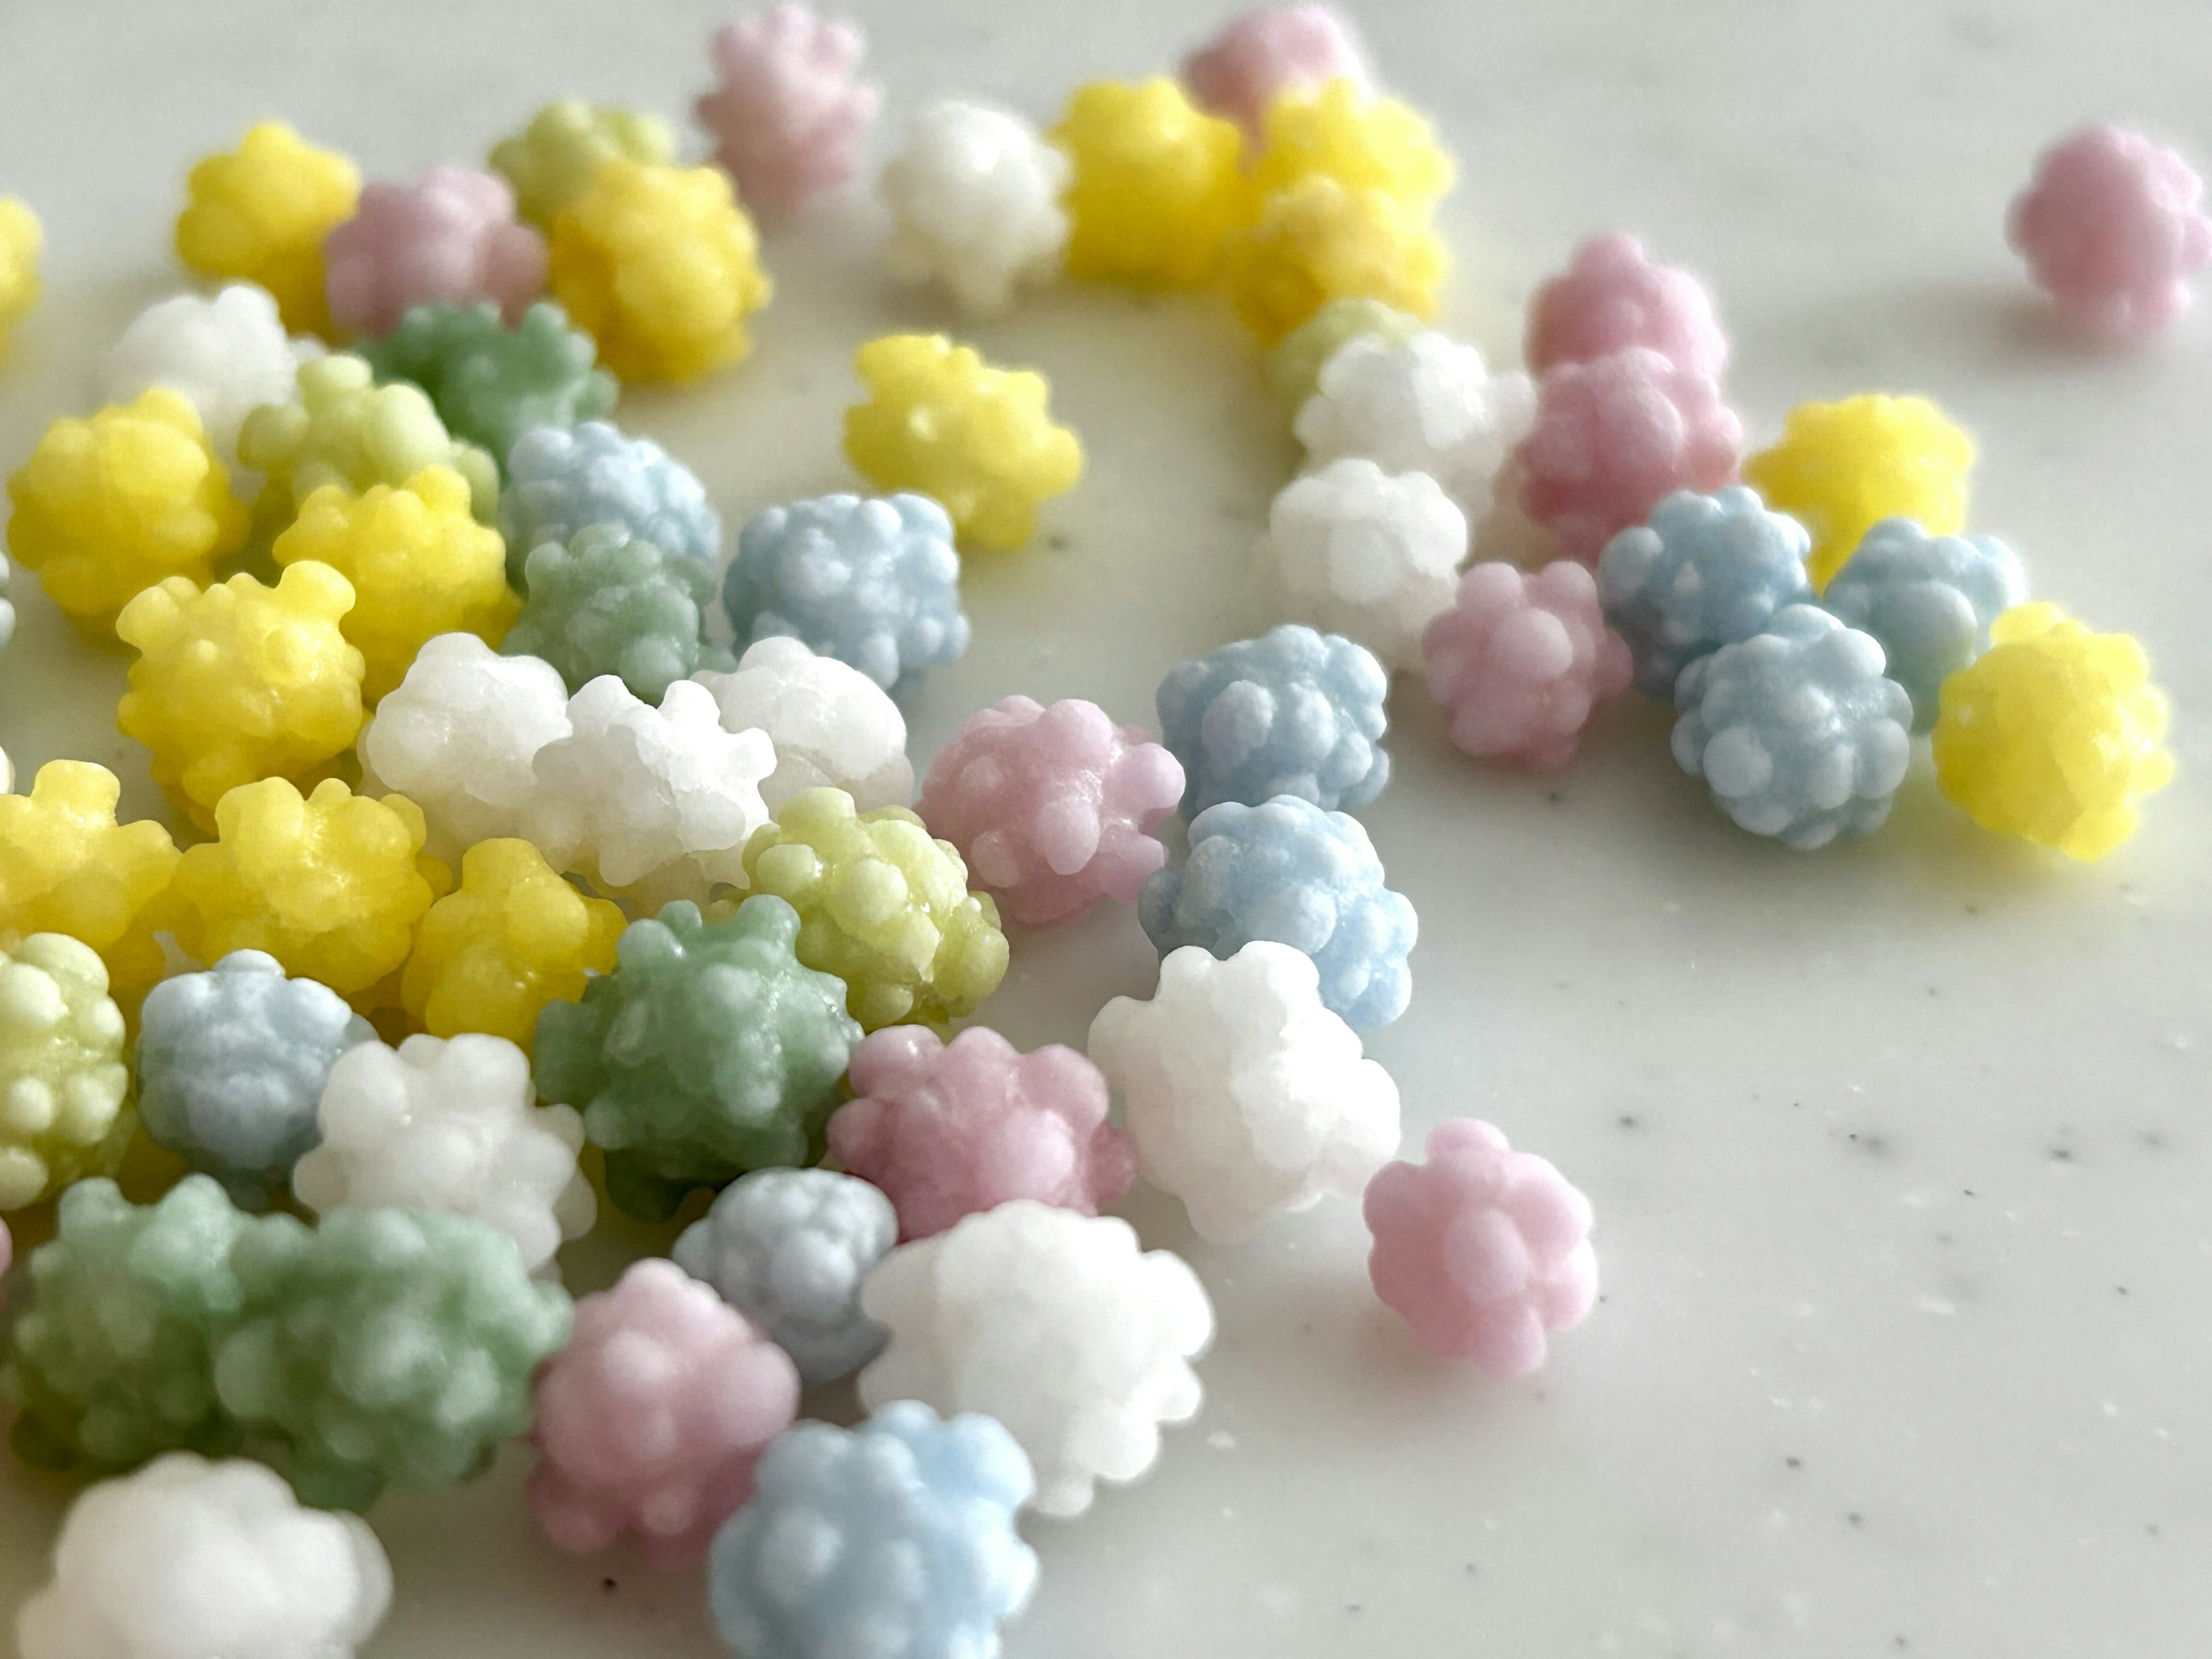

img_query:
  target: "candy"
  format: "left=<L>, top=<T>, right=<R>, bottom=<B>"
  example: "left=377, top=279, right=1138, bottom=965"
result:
left=830, top=1025, right=1136, bottom=1241
left=1595, top=484, right=1816, bottom=698
left=1516, top=346, right=1742, bottom=567
left=1052, top=78, right=1245, bottom=285
left=691, top=636, right=914, bottom=815
left=1822, top=518, right=2026, bottom=731
left=1741, top=393, right=1974, bottom=592
left=721, top=491, right=969, bottom=695
left=6, top=389, right=249, bottom=630
left=1421, top=560, right=1632, bottom=770
left=100, top=284, right=323, bottom=467
left=0, top=553, right=13, bottom=660
left=488, top=101, right=678, bottom=229
left=0, top=195, right=42, bottom=355
left=0, top=761, right=180, bottom=995
left=1525, top=232, right=1729, bottom=380
left=1266, top=295, right=1423, bottom=413
left=400, top=838, right=624, bottom=1052
left=843, top=334, right=1083, bottom=553
left=1156, top=623, right=1391, bottom=817
left=1671, top=605, right=1913, bottom=850
left=858, top=1202, right=1210, bottom=1517
left=0, top=1218, right=10, bottom=1302
left=1363, top=1118, right=1597, bottom=1374
left=1931, top=603, right=2172, bottom=860
left=547, top=160, right=772, bottom=384
left=501, top=420, right=721, bottom=588
left=739, top=786, right=1009, bottom=1031
left=173, top=123, right=361, bottom=335
left=707, top=1403, right=1037, bottom=1659
left=503, top=524, right=731, bottom=703
left=1088, top=941, right=1399, bottom=1241
left=1248, top=77, right=1452, bottom=207
left=530, top=1259, right=799, bottom=1569
left=532, top=897, right=861, bottom=1222
left=0, top=935, right=131, bottom=1212
left=358, top=301, right=617, bottom=469
left=115, top=564, right=366, bottom=831
left=1257, top=458, right=1465, bottom=672
left=915, top=696, right=1184, bottom=926
left=1183, top=6, right=1369, bottom=144
left=1139, top=796, right=1415, bottom=1030
left=695, top=5, right=881, bottom=215
left=16, top=1454, right=392, bottom=1659
left=672, top=1167, right=896, bottom=1384
left=1228, top=173, right=1445, bottom=344
left=135, top=951, right=374, bottom=1209
left=2007, top=124, right=2212, bottom=338
left=323, top=168, right=547, bottom=341
left=878, top=99, right=1070, bottom=316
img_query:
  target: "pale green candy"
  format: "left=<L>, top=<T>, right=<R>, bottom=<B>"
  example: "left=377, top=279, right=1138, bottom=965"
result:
left=1267, top=298, right=1426, bottom=414
left=0, top=933, right=133, bottom=1212
left=503, top=522, right=733, bottom=703
left=359, top=301, right=618, bottom=473
left=488, top=101, right=678, bottom=229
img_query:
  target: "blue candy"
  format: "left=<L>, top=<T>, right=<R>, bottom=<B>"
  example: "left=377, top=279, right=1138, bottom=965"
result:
left=1597, top=486, right=1816, bottom=698
left=1139, top=794, right=1416, bottom=1030
left=1671, top=604, right=1914, bottom=851
left=499, top=419, right=722, bottom=589
left=1821, top=517, right=2025, bottom=733
left=501, top=521, right=733, bottom=703
left=1156, top=624, right=1390, bottom=818
left=708, top=1402, right=1037, bottom=1659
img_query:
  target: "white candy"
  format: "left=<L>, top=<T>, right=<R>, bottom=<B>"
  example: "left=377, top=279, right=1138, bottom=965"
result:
left=16, top=1453, right=391, bottom=1659
left=100, top=285, right=324, bottom=468
left=858, top=1199, right=1211, bottom=1517
left=878, top=99, right=1069, bottom=316
left=358, top=634, right=573, bottom=868
left=290, top=1033, right=593, bottom=1276
left=691, top=636, right=913, bottom=815
left=1088, top=942, right=1400, bottom=1243
left=526, top=676, right=773, bottom=908
left=1257, top=457, right=1466, bottom=672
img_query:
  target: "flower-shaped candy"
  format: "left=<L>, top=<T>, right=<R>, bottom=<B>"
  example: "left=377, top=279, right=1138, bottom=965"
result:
left=0, top=934, right=132, bottom=1211
left=1823, top=518, right=2025, bottom=731
left=695, top=5, right=881, bottom=215
left=359, top=300, right=616, bottom=469
left=2008, top=124, right=2212, bottom=338
left=1183, top=6, right=1369, bottom=145
left=1266, top=295, right=1423, bottom=414
left=879, top=99, right=1069, bottom=316
left=101, top=283, right=324, bottom=467
left=323, top=167, right=547, bottom=340
left=0, top=761, right=180, bottom=995
left=1227, top=173, right=1445, bottom=344
left=1421, top=560, right=1632, bottom=768
left=1052, top=78, right=1245, bottom=286
left=692, top=636, right=914, bottom=814
left=1258, top=458, right=1465, bottom=671
left=1525, top=232, right=1729, bottom=380
left=489, top=101, right=678, bottom=229
left=502, top=420, right=720, bottom=586
left=174, top=123, right=361, bottom=334
left=1247, top=77, right=1452, bottom=208
left=503, top=524, right=730, bottom=703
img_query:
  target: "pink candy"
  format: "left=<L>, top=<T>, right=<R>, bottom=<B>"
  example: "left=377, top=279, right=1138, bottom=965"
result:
left=694, top=4, right=881, bottom=215
left=323, top=168, right=547, bottom=340
left=1525, top=231, right=1729, bottom=381
left=828, top=1025, right=1137, bottom=1241
left=916, top=695, right=1184, bottom=927
left=2007, top=123, right=2212, bottom=339
left=1516, top=346, right=1741, bottom=567
left=1363, top=1119, right=1597, bottom=1376
left=1421, top=561, right=1630, bottom=770
left=527, top=1259, right=800, bottom=1569
left=1183, top=6, right=1369, bottom=145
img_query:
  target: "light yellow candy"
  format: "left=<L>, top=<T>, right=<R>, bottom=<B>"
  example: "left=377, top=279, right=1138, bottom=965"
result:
left=115, top=562, right=366, bottom=833
left=1052, top=77, right=1245, bottom=286
left=0, top=196, right=43, bottom=356
left=0, top=933, right=133, bottom=1211
left=1932, top=603, right=2172, bottom=861
left=174, top=122, right=362, bottom=337
left=488, top=101, right=677, bottom=229
left=843, top=334, right=1083, bottom=552
left=1227, top=173, right=1445, bottom=346
left=1248, top=78, right=1455, bottom=209
left=0, top=762, right=180, bottom=996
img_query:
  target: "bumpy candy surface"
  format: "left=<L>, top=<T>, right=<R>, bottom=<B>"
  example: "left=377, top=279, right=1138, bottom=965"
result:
left=1672, top=604, right=1913, bottom=850
left=488, top=101, right=678, bottom=229
left=740, top=786, right=1009, bottom=1031
left=844, top=334, right=1083, bottom=553
left=1931, top=603, right=2172, bottom=860
left=504, top=524, right=731, bottom=703
left=1266, top=295, right=1422, bottom=413
left=101, top=283, right=323, bottom=467
left=1140, top=796, right=1415, bottom=1031
left=0, top=196, right=41, bottom=355
left=1421, top=560, right=1633, bottom=769
left=1525, top=231, right=1729, bottom=380
left=1052, top=77, right=1244, bottom=286
left=1089, top=941, right=1399, bottom=1241
left=916, top=696, right=1184, bottom=926
left=0, top=935, right=131, bottom=1211
left=530, top=1259, right=799, bottom=1569
left=673, top=1168, right=897, bottom=1384
left=692, top=635, right=914, bottom=814
left=6, top=388, right=248, bottom=630
left=359, top=301, right=616, bottom=470
left=135, top=950, right=374, bottom=1209
left=15, top=1453, right=392, bottom=1659
left=1183, top=5, right=1369, bottom=144
left=2008, top=124, right=2212, bottom=338
left=708, top=1403, right=1037, bottom=1659
left=1363, top=1118, right=1597, bottom=1375
left=323, top=168, right=547, bottom=341
left=532, top=897, right=861, bottom=1222
left=1228, top=173, right=1446, bottom=344
left=696, top=5, right=881, bottom=215
left=0, top=760, right=180, bottom=994
left=1248, top=77, right=1452, bottom=207
left=547, top=160, right=772, bottom=384
left=1595, top=484, right=1816, bottom=698
left=502, top=419, right=721, bottom=587
left=879, top=99, right=1070, bottom=316
left=1823, top=518, right=2026, bottom=732
left=1741, top=393, right=1974, bottom=592
left=1259, top=457, right=1465, bottom=672
left=1157, top=622, right=1391, bottom=816
left=173, top=123, right=361, bottom=335
left=722, top=491, right=969, bottom=695
left=115, top=563, right=366, bottom=831
left=831, top=1025, right=1136, bottom=1242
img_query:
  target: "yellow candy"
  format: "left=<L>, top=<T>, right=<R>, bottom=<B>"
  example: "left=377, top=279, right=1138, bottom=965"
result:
left=174, top=122, right=362, bottom=337
left=271, top=467, right=519, bottom=704
left=169, top=778, right=451, bottom=1010
left=5, top=389, right=249, bottom=632
left=1227, top=174, right=1446, bottom=345
left=488, top=101, right=677, bottom=229
left=1052, top=78, right=1245, bottom=286
left=401, top=838, right=624, bottom=1052
left=1932, top=604, right=2172, bottom=861
left=1742, top=394, right=1975, bottom=591
left=0, top=762, right=180, bottom=995
left=548, top=160, right=772, bottom=384
left=0, top=196, right=43, bottom=355
left=1248, top=79, right=1455, bottom=209
left=843, top=334, right=1084, bottom=552
left=116, top=563, right=366, bottom=833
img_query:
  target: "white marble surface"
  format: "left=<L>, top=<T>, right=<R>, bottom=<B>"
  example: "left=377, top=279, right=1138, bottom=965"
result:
left=1, top=0, right=2207, bottom=1653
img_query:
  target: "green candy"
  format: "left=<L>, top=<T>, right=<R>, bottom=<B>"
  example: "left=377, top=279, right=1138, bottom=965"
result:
left=1266, top=297, right=1426, bottom=415
left=502, top=522, right=733, bottom=703
left=488, top=101, right=677, bottom=230
left=359, top=300, right=618, bottom=472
